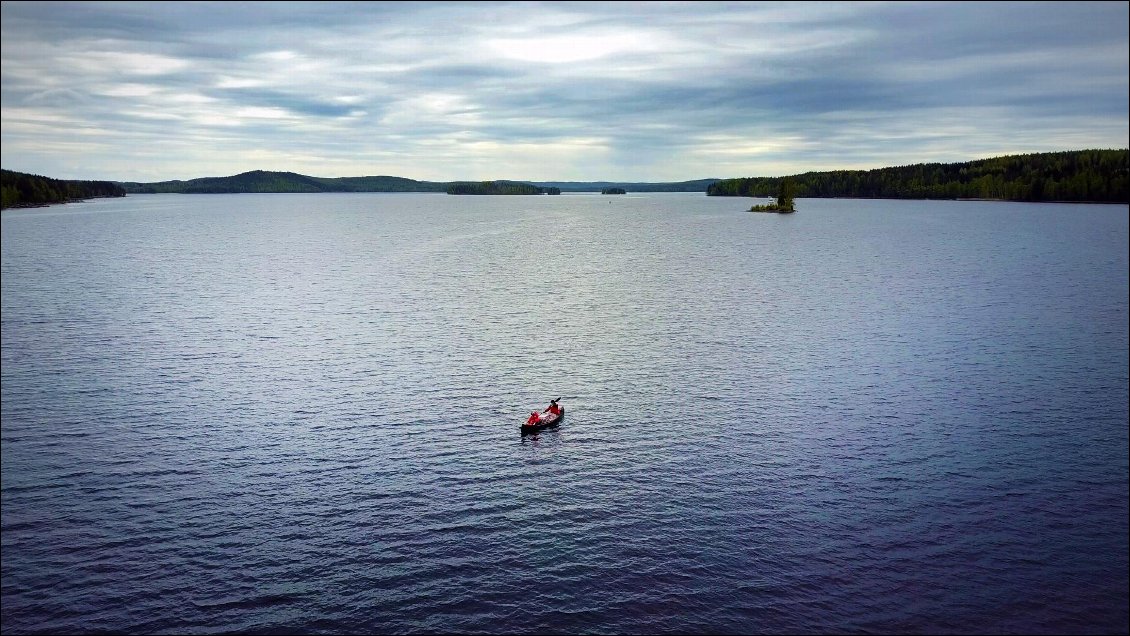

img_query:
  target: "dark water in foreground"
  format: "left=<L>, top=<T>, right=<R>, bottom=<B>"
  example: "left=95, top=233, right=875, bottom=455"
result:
left=2, top=193, right=1127, bottom=635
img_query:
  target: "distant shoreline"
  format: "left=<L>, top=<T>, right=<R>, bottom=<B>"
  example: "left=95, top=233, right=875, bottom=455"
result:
left=5, top=149, right=1127, bottom=206
left=0, top=195, right=123, bottom=210
left=706, top=149, right=1127, bottom=204
left=8, top=192, right=1125, bottom=214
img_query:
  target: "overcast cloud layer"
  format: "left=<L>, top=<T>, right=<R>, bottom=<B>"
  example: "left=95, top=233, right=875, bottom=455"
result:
left=2, top=1, right=1127, bottom=182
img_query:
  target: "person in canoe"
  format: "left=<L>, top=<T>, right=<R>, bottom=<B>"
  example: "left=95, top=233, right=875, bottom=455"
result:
left=526, top=411, right=542, bottom=426
left=542, top=399, right=562, bottom=419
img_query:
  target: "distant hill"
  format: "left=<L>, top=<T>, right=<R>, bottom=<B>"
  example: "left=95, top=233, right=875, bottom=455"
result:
left=707, top=149, right=1129, bottom=203
left=117, top=170, right=716, bottom=195
left=118, top=170, right=449, bottom=194
left=1, top=169, right=126, bottom=209
left=326, top=175, right=448, bottom=192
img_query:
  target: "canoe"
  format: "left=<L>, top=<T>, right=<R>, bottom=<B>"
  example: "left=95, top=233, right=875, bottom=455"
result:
left=521, top=407, right=565, bottom=434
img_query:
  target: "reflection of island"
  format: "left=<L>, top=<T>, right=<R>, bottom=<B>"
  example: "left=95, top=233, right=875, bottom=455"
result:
left=750, top=177, right=795, bottom=213
left=601, top=187, right=627, bottom=195
left=447, top=181, right=560, bottom=195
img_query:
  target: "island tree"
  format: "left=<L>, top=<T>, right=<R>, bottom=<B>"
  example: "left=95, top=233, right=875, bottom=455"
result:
left=750, top=176, right=796, bottom=213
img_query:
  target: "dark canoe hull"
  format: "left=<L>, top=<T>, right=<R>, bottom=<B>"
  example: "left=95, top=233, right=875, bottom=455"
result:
left=520, top=408, right=564, bottom=434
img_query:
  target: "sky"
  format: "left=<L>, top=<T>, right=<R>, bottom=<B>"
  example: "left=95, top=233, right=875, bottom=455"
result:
left=1, top=1, right=1127, bottom=183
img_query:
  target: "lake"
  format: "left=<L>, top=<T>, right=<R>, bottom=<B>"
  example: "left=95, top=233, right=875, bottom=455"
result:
left=2, top=192, right=1127, bottom=634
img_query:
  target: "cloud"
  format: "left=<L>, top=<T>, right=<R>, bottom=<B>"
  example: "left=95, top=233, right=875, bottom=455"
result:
left=1, top=1, right=1126, bottom=181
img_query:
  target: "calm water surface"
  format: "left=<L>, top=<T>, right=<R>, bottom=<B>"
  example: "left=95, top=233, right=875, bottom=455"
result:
left=2, top=193, right=1127, bottom=634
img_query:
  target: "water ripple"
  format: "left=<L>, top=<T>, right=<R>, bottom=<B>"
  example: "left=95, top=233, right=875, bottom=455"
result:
left=2, top=194, right=1127, bottom=634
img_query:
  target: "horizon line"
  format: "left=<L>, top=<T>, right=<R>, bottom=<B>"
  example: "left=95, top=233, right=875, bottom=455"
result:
left=3, top=147, right=1127, bottom=184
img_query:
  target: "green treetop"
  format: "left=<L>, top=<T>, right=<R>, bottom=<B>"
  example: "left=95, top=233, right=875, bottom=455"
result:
left=750, top=176, right=796, bottom=213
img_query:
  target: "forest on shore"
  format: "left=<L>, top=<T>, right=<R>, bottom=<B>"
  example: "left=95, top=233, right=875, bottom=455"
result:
left=446, top=181, right=561, bottom=195
left=4, top=149, right=1127, bottom=208
left=1, top=169, right=126, bottom=209
left=707, top=149, right=1128, bottom=203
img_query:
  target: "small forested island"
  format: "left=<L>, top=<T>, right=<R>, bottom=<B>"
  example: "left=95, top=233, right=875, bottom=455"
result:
left=750, top=177, right=796, bottom=213
left=601, top=187, right=627, bottom=195
left=539, top=179, right=717, bottom=192
left=446, top=181, right=559, bottom=195
left=1, top=169, right=126, bottom=209
left=708, top=149, right=1128, bottom=203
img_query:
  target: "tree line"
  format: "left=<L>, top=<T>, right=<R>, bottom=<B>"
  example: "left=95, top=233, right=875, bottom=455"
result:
left=2, top=169, right=126, bottom=209
left=706, top=149, right=1128, bottom=203
left=540, top=179, right=718, bottom=192
left=447, top=181, right=560, bottom=195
